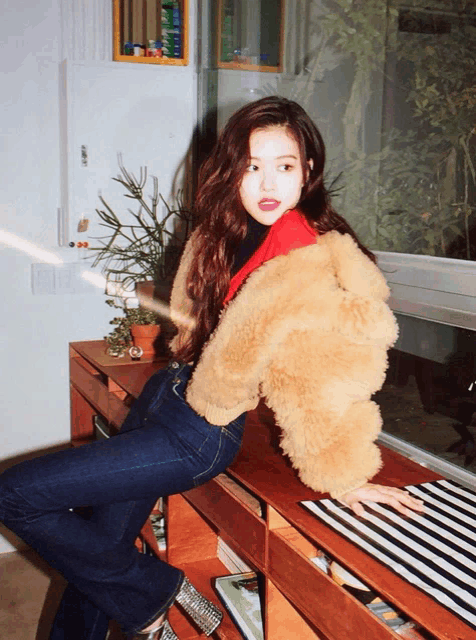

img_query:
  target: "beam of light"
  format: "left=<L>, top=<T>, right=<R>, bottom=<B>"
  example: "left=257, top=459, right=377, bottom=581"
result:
left=138, top=292, right=196, bottom=331
left=0, top=230, right=63, bottom=264
left=80, top=271, right=108, bottom=290
left=80, top=270, right=196, bottom=330
left=0, top=230, right=195, bottom=331
left=80, top=271, right=134, bottom=298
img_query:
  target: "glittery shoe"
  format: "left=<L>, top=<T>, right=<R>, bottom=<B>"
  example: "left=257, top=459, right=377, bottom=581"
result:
left=175, top=576, right=223, bottom=636
left=128, top=618, right=178, bottom=640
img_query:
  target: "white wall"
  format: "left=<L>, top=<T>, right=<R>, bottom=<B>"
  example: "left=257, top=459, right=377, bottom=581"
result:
left=0, top=0, right=197, bottom=553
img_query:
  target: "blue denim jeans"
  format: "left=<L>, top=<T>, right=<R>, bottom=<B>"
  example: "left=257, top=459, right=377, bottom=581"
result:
left=0, top=362, right=246, bottom=639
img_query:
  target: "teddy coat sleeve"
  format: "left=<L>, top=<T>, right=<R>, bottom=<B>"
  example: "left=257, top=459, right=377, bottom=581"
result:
left=261, top=232, right=399, bottom=498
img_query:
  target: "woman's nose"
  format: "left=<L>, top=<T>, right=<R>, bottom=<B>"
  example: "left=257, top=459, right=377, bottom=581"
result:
left=261, top=170, right=276, bottom=191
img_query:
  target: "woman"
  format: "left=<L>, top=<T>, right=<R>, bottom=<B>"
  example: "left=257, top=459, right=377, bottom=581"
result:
left=0, top=97, right=423, bottom=640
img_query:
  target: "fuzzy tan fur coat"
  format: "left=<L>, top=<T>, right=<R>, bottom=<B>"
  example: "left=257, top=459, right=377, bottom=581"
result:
left=169, top=230, right=398, bottom=498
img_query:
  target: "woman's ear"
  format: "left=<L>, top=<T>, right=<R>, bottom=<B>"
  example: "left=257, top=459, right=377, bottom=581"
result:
left=303, top=158, right=314, bottom=185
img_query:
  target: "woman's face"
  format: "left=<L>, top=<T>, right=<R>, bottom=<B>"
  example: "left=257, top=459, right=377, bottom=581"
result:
left=239, top=126, right=307, bottom=225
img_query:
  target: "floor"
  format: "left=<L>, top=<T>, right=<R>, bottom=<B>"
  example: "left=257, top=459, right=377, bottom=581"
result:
left=0, top=548, right=66, bottom=640
left=0, top=550, right=124, bottom=640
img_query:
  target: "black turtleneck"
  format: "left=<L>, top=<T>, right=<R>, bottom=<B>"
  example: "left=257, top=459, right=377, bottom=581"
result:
left=231, top=214, right=270, bottom=277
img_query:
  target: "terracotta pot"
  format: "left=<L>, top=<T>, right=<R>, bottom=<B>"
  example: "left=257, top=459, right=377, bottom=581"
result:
left=130, top=324, right=161, bottom=356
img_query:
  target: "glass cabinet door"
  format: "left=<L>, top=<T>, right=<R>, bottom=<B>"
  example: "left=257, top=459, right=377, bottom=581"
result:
left=218, top=0, right=284, bottom=72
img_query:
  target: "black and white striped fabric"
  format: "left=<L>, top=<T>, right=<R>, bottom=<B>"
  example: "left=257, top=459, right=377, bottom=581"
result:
left=301, top=479, right=476, bottom=629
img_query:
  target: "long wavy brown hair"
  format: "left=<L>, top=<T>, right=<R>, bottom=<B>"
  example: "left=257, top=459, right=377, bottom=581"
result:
left=174, top=96, right=375, bottom=363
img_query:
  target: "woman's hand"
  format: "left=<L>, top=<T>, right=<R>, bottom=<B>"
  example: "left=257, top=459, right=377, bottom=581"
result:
left=337, top=483, right=425, bottom=517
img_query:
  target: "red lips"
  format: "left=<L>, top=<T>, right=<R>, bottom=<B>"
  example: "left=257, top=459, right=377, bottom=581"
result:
left=258, top=199, right=280, bottom=211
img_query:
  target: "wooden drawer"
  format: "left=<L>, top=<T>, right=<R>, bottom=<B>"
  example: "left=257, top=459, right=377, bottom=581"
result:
left=70, top=357, right=110, bottom=418
left=268, top=528, right=401, bottom=640
left=70, top=356, right=129, bottom=429
left=183, top=476, right=266, bottom=570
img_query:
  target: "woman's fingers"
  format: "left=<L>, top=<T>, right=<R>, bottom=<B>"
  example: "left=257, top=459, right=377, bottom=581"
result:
left=339, top=483, right=425, bottom=517
left=368, top=485, right=425, bottom=513
left=348, top=500, right=365, bottom=517
left=382, top=494, right=419, bottom=517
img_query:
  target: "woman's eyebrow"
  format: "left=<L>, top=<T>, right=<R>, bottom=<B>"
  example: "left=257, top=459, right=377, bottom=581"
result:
left=249, top=154, right=299, bottom=160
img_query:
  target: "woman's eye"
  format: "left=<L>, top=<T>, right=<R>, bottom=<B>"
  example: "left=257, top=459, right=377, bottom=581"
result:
left=246, top=164, right=259, bottom=172
left=279, top=164, right=294, bottom=171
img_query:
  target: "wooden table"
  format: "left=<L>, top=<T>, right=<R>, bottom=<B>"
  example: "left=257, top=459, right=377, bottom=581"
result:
left=69, top=340, right=472, bottom=640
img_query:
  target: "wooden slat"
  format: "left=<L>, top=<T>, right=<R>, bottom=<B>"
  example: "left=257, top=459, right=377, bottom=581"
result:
left=183, top=478, right=266, bottom=571
left=269, top=530, right=399, bottom=640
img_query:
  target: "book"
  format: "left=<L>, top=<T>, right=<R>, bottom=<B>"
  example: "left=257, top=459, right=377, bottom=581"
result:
left=310, top=553, right=331, bottom=573
left=214, top=473, right=264, bottom=516
left=93, top=414, right=111, bottom=440
left=215, top=572, right=264, bottom=640
left=217, top=537, right=253, bottom=574
left=330, top=560, right=406, bottom=629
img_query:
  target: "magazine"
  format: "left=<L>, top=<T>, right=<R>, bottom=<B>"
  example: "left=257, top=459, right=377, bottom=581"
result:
left=150, top=513, right=166, bottom=551
left=215, top=572, right=264, bottom=640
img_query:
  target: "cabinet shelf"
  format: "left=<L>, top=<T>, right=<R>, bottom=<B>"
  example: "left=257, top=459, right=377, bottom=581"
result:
left=113, top=0, right=189, bottom=65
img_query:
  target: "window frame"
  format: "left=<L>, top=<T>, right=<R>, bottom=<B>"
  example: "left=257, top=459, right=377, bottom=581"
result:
left=375, top=250, right=476, bottom=489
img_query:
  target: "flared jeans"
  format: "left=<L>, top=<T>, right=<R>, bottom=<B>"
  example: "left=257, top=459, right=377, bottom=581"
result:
left=0, top=362, right=246, bottom=639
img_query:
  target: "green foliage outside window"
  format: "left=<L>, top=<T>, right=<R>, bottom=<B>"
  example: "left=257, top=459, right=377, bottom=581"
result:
left=272, top=0, right=476, bottom=259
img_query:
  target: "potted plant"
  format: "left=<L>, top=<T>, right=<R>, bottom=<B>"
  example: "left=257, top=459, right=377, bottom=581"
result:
left=89, top=157, right=193, bottom=357
left=104, top=298, right=162, bottom=357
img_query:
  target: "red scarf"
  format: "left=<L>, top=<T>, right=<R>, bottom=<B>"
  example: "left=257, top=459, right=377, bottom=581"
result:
left=224, top=209, right=318, bottom=304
